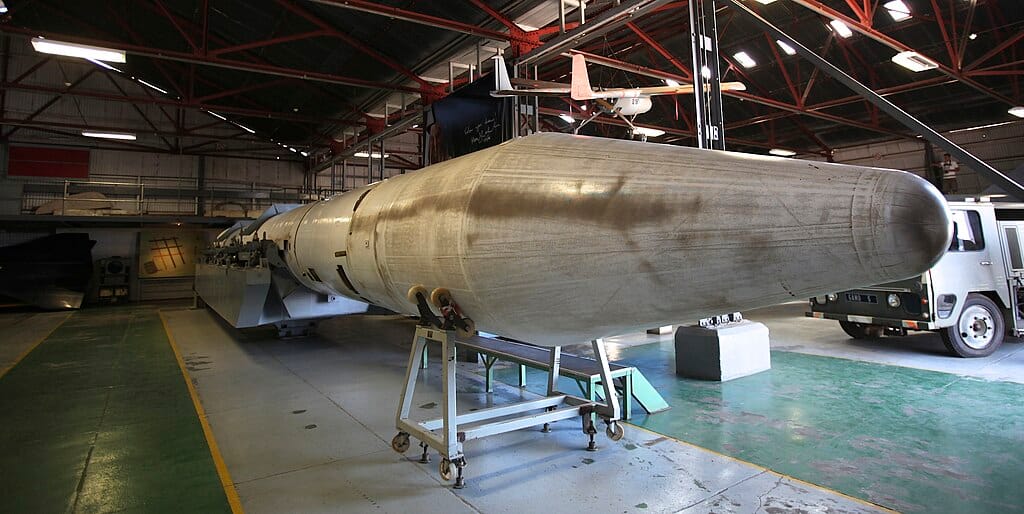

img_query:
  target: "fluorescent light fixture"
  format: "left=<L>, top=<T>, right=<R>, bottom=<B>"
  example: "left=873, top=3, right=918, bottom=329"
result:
left=829, top=20, right=853, bottom=38
left=354, top=151, right=389, bottom=158
left=769, top=148, right=796, bottom=157
left=755, top=0, right=776, bottom=3
left=0, top=1, right=8, bottom=14
left=580, top=104, right=587, bottom=111
left=776, top=40, right=797, bottom=56
left=949, top=120, right=1015, bottom=133
left=892, top=51, right=938, bottom=72
left=82, top=131, right=136, bottom=140
left=233, top=122, right=255, bottom=134
left=31, top=37, right=126, bottom=63
left=300, top=151, right=309, bottom=157
left=633, top=127, right=665, bottom=138
left=558, top=113, right=575, bottom=123
left=884, top=0, right=911, bottom=21
left=969, top=33, right=977, bottom=40
left=206, top=111, right=228, bottom=121
left=288, top=147, right=298, bottom=153
left=86, top=58, right=122, bottom=73
left=733, top=51, right=756, bottom=68
left=137, top=79, right=168, bottom=94
left=1009, top=106, right=1024, bottom=118
left=411, top=124, right=419, bottom=128
left=664, top=78, right=680, bottom=87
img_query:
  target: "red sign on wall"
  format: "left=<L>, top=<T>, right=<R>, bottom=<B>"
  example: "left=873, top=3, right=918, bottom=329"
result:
left=7, top=147, right=90, bottom=178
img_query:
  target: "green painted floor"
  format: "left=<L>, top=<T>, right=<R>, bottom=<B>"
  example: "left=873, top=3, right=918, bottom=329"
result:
left=626, top=342, right=1024, bottom=513
left=0, top=307, right=231, bottom=514
left=491, top=343, right=1024, bottom=513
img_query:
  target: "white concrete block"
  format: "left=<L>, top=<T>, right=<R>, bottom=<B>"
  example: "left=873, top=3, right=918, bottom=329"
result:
left=647, top=325, right=675, bottom=335
left=674, top=320, right=771, bottom=381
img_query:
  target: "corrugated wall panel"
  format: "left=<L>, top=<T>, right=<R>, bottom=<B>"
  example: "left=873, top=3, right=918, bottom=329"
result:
left=809, top=122, right=1024, bottom=194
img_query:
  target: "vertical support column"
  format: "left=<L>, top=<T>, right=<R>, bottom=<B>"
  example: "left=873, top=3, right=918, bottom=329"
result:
left=441, top=331, right=460, bottom=458
left=512, top=62, right=521, bottom=137
left=196, top=155, right=206, bottom=216
left=558, top=0, right=566, bottom=33
left=532, top=65, right=540, bottom=135
left=365, top=140, right=372, bottom=184
left=689, top=0, right=726, bottom=150
left=397, top=331, right=428, bottom=425
left=591, top=338, right=621, bottom=421
left=924, top=140, right=942, bottom=190
left=0, top=141, right=7, bottom=182
left=341, top=159, right=347, bottom=192
left=547, top=346, right=561, bottom=396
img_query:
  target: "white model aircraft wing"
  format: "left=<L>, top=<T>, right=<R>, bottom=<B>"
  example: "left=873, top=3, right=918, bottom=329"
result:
left=491, top=53, right=747, bottom=100
left=583, top=81, right=747, bottom=99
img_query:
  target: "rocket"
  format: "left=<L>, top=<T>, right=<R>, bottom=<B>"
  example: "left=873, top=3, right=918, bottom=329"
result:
left=198, top=132, right=952, bottom=345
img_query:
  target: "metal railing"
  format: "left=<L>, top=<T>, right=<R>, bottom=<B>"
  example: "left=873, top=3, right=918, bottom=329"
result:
left=11, top=174, right=341, bottom=217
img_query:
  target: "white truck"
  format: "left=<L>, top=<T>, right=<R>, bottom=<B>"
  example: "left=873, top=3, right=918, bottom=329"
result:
left=808, top=199, right=1024, bottom=357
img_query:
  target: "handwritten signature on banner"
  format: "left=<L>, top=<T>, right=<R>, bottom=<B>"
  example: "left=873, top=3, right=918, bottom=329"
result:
left=463, top=116, right=501, bottom=145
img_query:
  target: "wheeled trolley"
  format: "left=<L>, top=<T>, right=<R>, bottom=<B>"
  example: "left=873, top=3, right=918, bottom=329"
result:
left=391, top=325, right=624, bottom=488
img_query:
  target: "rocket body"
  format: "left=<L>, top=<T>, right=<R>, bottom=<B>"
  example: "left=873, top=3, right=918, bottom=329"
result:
left=218, top=133, right=951, bottom=345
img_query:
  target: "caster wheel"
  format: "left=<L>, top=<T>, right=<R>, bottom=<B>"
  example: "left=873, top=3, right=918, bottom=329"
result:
left=406, top=284, right=428, bottom=304
left=391, top=432, right=411, bottom=453
left=456, top=318, right=476, bottom=338
left=606, top=422, right=624, bottom=441
left=439, top=458, right=453, bottom=481
left=430, top=287, right=452, bottom=309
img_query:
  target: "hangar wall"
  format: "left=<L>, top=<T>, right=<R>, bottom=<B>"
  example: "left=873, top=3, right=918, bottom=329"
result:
left=814, top=121, right=1024, bottom=193
left=0, top=146, right=304, bottom=302
left=0, top=146, right=306, bottom=216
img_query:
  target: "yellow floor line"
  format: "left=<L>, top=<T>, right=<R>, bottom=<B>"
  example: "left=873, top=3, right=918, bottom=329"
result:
left=160, top=310, right=245, bottom=514
left=627, top=423, right=900, bottom=514
left=0, top=312, right=71, bottom=379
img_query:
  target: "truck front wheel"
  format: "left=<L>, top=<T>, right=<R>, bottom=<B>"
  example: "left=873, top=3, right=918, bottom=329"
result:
left=839, top=321, right=884, bottom=339
left=940, top=293, right=1004, bottom=358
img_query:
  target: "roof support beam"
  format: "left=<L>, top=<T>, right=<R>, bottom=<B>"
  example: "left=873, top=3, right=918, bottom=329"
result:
left=788, top=0, right=1016, bottom=106
left=626, top=22, right=693, bottom=80
left=0, top=117, right=272, bottom=145
left=1, top=81, right=361, bottom=127
left=305, top=0, right=519, bottom=43
left=572, top=50, right=913, bottom=140
left=5, top=67, right=96, bottom=139
left=0, top=28, right=425, bottom=94
left=274, top=0, right=433, bottom=88
left=518, top=0, right=678, bottom=65
left=723, top=0, right=1024, bottom=200
left=151, top=0, right=201, bottom=53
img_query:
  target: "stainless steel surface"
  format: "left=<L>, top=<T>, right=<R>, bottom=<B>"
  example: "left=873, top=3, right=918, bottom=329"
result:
left=247, top=133, right=950, bottom=346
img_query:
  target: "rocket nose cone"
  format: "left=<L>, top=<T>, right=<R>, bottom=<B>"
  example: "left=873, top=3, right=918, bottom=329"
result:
left=868, top=171, right=952, bottom=281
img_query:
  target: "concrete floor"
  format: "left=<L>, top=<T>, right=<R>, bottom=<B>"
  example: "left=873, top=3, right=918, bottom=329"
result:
left=6, top=300, right=1021, bottom=513
left=0, top=309, right=70, bottom=375
left=161, top=307, right=886, bottom=514
left=755, top=301, right=1024, bottom=384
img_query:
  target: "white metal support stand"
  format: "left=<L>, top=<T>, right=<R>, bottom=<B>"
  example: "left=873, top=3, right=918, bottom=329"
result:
left=391, top=326, right=624, bottom=488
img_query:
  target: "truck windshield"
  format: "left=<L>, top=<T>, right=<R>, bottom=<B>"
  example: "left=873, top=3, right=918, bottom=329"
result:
left=949, top=210, right=984, bottom=252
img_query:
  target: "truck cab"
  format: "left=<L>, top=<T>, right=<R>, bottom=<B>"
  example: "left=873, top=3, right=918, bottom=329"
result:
left=808, top=199, right=1024, bottom=357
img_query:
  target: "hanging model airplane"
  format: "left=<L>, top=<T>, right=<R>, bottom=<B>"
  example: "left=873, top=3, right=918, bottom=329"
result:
left=490, top=53, right=746, bottom=136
